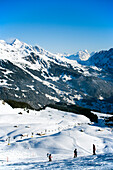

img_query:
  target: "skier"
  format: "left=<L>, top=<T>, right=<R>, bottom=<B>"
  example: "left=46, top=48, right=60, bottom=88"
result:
left=74, top=148, right=77, bottom=158
left=47, top=153, right=52, bottom=161
left=49, top=154, right=52, bottom=161
left=93, top=144, right=96, bottom=155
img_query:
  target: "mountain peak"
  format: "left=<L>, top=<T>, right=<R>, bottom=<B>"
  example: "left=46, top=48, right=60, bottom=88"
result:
left=64, top=49, right=90, bottom=62
left=11, top=39, right=22, bottom=46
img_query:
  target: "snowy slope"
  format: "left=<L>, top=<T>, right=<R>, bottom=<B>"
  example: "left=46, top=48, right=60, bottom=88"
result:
left=1, top=154, right=113, bottom=169
left=0, top=39, right=78, bottom=68
left=0, top=100, right=113, bottom=169
left=87, top=48, right=113, bottom=73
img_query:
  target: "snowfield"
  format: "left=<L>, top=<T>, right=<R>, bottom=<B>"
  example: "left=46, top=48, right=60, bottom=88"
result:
left=0, top=100, right=113, bottom=169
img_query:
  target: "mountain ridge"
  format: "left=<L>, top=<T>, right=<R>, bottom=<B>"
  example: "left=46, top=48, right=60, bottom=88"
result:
left=0, top=39, right=113, bottom=113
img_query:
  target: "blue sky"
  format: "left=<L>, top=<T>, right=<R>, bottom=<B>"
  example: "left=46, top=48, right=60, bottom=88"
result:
left=0, top=0, right=113, bottom=53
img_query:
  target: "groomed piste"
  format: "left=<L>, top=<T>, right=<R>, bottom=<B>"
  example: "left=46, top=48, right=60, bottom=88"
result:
left=0, top=100, right=113, bottom=169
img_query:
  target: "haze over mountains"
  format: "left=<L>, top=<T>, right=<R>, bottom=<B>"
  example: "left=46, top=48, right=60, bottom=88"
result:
left=0, top=39, right=113, bottom=113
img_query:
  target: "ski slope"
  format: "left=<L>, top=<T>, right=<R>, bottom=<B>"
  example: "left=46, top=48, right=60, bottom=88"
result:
left=0, top=100, right=113, bottom=169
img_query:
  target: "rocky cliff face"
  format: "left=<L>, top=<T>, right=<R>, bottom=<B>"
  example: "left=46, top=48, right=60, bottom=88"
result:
left=0, top=39, right=113, bottom=113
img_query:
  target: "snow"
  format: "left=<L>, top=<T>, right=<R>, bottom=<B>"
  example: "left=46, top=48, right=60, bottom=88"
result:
left=63, top=50, right=91, bottom=61
left=0, top=39, right=96, bottom=80
left=74, top=94, right=83, bottom=100
left=0, top=100, right=113, bottom=169
left=0, top=39, right=113, bottom=168
left=45, top=94, right=60, bottom=102
left=98, top=96, right=104, bottom=100
left=61, top=74, right=72, bottom=82
left=26, top=85, right=35, bottom=91
left=11, top=39, right=23, bottom=48
left=87, top=48, right=113, bottom=72
left=91, top=66, right=102, bottom=71
left=0, top=39, right=103, bottom=106
left=0, top=79, right=8, bottom=86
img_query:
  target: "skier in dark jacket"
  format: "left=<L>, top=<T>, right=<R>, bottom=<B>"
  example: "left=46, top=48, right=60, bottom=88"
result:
left=74, top=148, right=77, bottom=158
left=49, top=154, right=52, bottom=161
left=93, top=144, right=96, bottom=155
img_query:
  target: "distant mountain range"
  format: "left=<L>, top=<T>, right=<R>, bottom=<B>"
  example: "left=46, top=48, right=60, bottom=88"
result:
left=62, top=49, right=92, bottom=61
left=0, top=39, right=113, bottom=113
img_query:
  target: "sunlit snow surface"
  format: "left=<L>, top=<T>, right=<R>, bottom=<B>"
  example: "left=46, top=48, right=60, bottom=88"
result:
left=1, top=154, right=113, bottom=170
left=0, top=100, right=113, bottom=169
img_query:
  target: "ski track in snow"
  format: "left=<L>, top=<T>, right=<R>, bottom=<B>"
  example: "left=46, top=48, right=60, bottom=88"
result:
left=0, top=154, right=113, bottom=169
left=0, top=100, right=113, bottom=169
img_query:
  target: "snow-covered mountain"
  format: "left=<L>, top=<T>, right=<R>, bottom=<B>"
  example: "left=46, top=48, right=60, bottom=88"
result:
left=86, top=48, right=113, bottom=73
left=0, top=39, right=113, bottom=113
left=63, top=49, right=91, bottom=62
